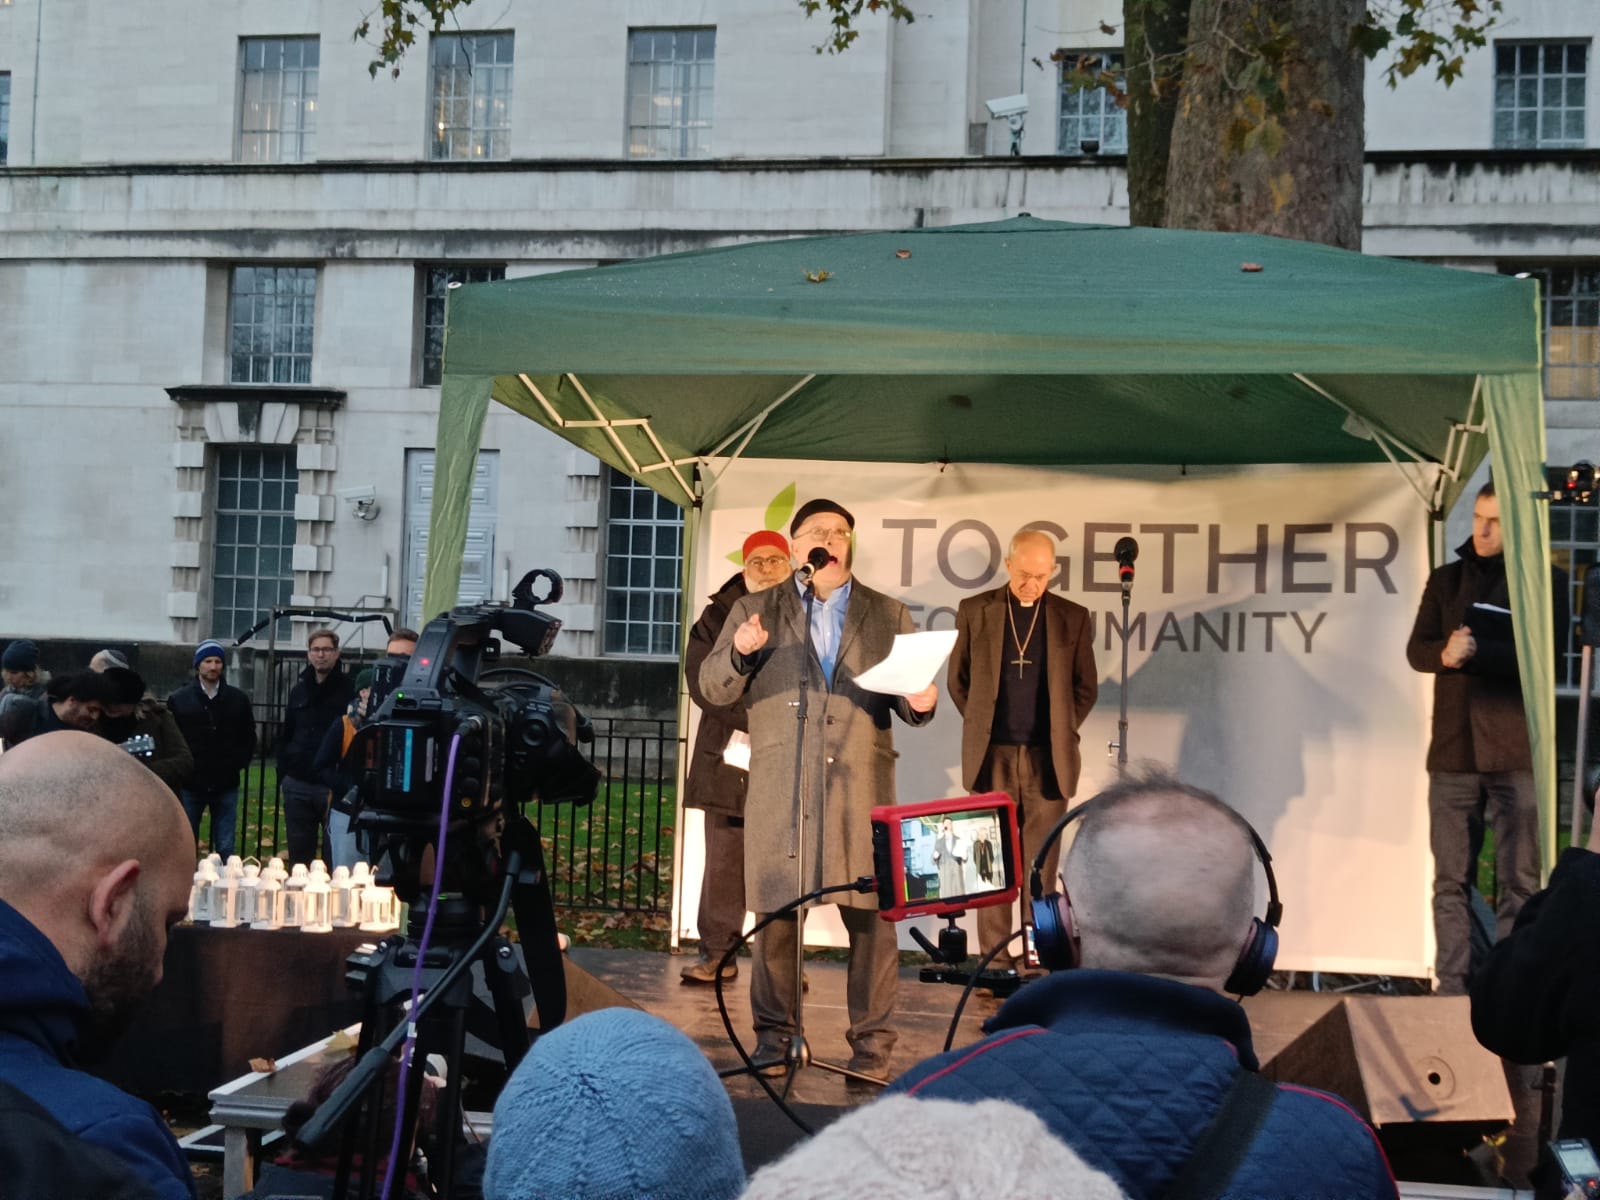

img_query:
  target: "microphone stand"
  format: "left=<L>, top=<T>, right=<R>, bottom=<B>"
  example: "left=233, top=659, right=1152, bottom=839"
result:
left=1112, top=567, right=1133, bottom=773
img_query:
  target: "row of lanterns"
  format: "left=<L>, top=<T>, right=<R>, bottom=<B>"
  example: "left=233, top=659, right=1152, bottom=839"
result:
left=189, top=854, right=401, bottom=933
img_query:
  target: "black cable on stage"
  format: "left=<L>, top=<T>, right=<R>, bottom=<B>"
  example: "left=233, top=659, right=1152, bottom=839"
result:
left=712, top=878, right=874, bottom=1136
left=941, top=930, right=1026, bottom=1053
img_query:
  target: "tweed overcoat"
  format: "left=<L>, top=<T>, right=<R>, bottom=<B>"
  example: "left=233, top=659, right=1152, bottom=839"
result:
left=699, top=577, right=933, bottom=913
left=947, top=587, right=1098, bottom=798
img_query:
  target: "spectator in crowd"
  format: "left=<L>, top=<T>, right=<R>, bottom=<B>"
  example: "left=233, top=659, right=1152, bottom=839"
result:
left=166, top=641, right=256, bottom=858
left=242, top=1051, right=447, bottom=1200
left=0, top=732, right=198, bottom=1200
left=887, top=772, right=1398, bottom=1200
left=0, top=670, right=116, bottom=748
left=1472, top=799, right=1600, bottom=1154
left=1, top=640, right=48, bottom=701
left=98, top=668, right=192, bottom=795
left=89, top=648, right=132, bottom=673
left=388, top=628, right=419, bottom=657
left=680, top=529, right=792, bottom=985
left=742, top=1095, right=1127, bottom=1200
left=277, top=630, right=355, bottom=866
left=483, top=1007, right=745, bottom=1200
left=314, top=667, right=374, bottom=870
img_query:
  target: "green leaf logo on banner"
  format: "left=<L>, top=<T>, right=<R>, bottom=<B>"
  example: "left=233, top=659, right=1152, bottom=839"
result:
left=766, top=483, right=796, bottom=533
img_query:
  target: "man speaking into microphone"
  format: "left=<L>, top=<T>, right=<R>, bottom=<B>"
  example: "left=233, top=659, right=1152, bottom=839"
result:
left=948, top=527, right=1098, bottom=970
left=700, top=498, right=937, bottom=1082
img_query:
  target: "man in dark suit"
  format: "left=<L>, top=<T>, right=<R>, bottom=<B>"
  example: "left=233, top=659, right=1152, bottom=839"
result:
left=948, top=527, right=1098, bottom=969
left=701, top=498, right=937, bottom=1082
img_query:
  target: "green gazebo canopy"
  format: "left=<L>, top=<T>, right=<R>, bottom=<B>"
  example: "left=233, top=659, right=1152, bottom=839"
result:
left=426, top=217, right=1555, bottom=862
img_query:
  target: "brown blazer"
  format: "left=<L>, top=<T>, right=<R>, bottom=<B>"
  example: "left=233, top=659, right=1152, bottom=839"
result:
left=947, top=587, right=1099, bottom=798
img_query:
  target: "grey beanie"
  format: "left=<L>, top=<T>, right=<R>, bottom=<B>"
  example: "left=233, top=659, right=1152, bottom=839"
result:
left=484, top=1007, right=745, bottom=1200
left=740, top=1095, right=1128, bottom=1200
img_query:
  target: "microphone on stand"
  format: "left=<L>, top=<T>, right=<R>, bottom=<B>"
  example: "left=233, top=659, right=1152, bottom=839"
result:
left=1114, top=536, right=1139, bottom=587
left=796, top=546, right=833, bottom=585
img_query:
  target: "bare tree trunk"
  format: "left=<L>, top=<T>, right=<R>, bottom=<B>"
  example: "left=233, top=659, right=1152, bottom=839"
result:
left=1162, top=0, right=1366, bottom=249
left=1124, top=0, right=1192, bottom=228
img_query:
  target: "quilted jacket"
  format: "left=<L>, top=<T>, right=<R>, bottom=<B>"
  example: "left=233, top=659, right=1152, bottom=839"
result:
left=888, top=970, right=1398, bottom=1200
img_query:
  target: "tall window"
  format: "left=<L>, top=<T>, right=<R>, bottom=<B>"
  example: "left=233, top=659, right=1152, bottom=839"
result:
left=1494, top=41, right=1587, bottom=149
left=212, top=448, right=298, bottom=641
left=1058, top=51, right=1126, bottom=154
left=229, top=265, right=316, bottom=384
left=420, top=264, right=505, bottom=385
left=1510, top=263, right=1600, bottom=689
left=603, top=471, right=683, bottom=656
left=626, top=28, right=715, bottom=160
left=0, top=73, right=10, bottom=165
left=1536, top=265, right=1600, bottom=402
left=430, top=32, right=513, bottom=160
left=238, top=37, right=319, bottom=163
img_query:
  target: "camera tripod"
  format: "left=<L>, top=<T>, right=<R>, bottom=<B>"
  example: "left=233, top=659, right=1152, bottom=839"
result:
left=295, top=818, right=565, bottom=1200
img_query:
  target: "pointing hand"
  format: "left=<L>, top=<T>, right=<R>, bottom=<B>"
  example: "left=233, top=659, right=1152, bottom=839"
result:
left=733, top=613, right=769, bottom=656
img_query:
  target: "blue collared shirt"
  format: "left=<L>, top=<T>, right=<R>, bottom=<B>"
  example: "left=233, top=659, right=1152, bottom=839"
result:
left=799, top=576, right=852, bottom=685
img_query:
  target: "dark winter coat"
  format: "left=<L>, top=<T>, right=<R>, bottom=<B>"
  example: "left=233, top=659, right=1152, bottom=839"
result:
left=889, top=969, right=1398, bottom=1200
left=0, top=898, right=196, bottom=1200
left=277, top=665, right=355, bottom=784
left=99, top=698, right=194, bottom=793
left=0, top=694, right=70, bottom=747
left=166, top=679, right=257, bottom=791
left=699, top=577, right=934, bottom=912
left=683, top=572, right=752, bottom=818
left=1472, top=847, right=1600, bottom=1146
left=1405, top=538, right=1568, bottom=774
left=0, top=1078, right=164, bottom=1200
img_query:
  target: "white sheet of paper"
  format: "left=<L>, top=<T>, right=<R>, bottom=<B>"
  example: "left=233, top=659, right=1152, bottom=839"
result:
left=722, top=729, right=751, bottom=771
left=851, top=629, right=959, bottom=696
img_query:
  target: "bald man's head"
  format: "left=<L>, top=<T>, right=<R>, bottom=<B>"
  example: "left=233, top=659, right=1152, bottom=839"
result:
left=0, top=732, right=194, bottom=1033
left=1062, top=774, right=1257, bottom=990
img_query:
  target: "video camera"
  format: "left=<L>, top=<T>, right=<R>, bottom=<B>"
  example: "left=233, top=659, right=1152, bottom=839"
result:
left=350, top=569, right=601, bottom=895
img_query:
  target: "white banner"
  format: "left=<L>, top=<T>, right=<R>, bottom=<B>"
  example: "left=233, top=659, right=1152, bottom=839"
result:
left=678, top=460, right=1434, bottom=977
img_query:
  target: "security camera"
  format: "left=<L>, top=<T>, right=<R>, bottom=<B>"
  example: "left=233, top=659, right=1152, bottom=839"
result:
left=335, top=485, right=380, bottom=521
left=985, top=94, right=1029, bottom=120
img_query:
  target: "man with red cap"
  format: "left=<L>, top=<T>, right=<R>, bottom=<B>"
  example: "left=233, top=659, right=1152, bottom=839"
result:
left=701, top=498, right=937, bottom=1083
left=681, top=530, right=793, bottom=984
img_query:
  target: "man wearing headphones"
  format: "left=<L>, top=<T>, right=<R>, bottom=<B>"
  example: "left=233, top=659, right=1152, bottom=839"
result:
left=886, top=772, right=1398, bottom=1200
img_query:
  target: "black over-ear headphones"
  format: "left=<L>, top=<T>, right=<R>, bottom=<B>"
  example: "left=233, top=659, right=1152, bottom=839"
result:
left=1028, top=799, right=1283, bottom=996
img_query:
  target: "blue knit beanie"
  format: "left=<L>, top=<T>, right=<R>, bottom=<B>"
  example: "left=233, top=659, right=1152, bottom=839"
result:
left=2, top=640, right=39, bottom=671
left=484, top=1008, right=745, bottom=1200
left=194, top=640, right=226, bottom=668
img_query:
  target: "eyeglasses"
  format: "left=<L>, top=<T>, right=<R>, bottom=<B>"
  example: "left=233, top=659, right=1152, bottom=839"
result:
left=308, top=645, right=339, bottom=654
left=794, top=525, right=852, bottom=545
left=745, top=554, right=789, bottom=570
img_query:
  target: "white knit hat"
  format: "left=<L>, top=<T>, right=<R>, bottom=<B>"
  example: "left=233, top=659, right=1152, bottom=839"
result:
left=740, top=1095, right=1127, bottom=1200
